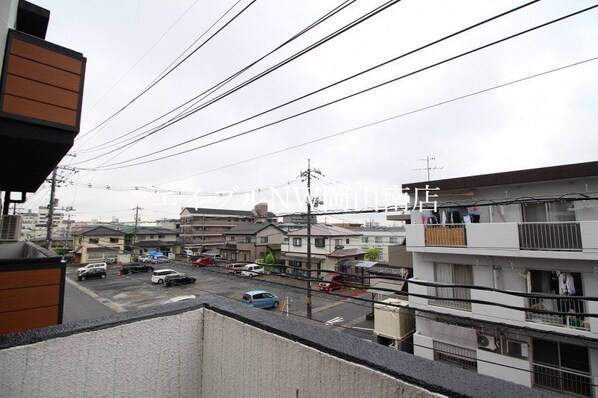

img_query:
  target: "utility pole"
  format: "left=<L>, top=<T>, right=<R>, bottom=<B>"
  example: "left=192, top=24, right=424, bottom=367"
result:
left=133, top=205, right=142, bottom=256
left=45, top=168, right=57, bottom=249
left=414, top=156, right=443, bottom=181
left=300, top=159, right=322, bottom=319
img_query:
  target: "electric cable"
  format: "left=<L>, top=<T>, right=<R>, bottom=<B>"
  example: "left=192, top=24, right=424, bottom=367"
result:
left=82, top=4, right=598, bottom=171
left=74, top=0, right=357, bottom=155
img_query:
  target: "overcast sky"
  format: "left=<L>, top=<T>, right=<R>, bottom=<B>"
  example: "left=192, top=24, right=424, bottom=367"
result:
left=23, top=0, right=598, bottom=225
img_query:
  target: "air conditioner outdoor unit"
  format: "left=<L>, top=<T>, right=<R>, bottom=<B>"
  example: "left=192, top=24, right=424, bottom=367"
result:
left=0, top=215, right=22, bottom=242
left=477, top=334, right=498, bottom=351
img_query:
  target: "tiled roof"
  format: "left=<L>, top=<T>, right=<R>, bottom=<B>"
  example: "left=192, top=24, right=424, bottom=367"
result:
left=286, top=224, right=362, bottom=237
left=327, top=248, right=367, bottom=258
left=73, top=226, right=126, bottom=236
left=181, top=207, right=277, bottom=218
left=224, top=223, right=282, bottom=235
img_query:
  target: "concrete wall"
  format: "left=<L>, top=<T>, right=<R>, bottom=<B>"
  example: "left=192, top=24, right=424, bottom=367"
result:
left=0, top=310, right=204, bottom=398
left=0, top=296, right=554, bottom=398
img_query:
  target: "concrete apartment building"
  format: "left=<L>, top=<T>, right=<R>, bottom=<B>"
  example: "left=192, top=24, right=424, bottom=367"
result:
left=179, top=204, right=277, bottom=250
left=393, top=161, right=598, bottom=397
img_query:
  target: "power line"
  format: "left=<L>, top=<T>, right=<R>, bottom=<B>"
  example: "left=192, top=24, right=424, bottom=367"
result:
left=71, top=0, right=400, bottom=166
left=81, top=4, right=598, bottom=171
left=73, top=0, right=357, bottom=156
left=75, top=0, right=253, bottom=145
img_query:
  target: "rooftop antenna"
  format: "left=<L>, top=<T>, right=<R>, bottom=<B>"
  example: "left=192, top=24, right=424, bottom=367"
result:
left=414, top=156, right=443, bottom=181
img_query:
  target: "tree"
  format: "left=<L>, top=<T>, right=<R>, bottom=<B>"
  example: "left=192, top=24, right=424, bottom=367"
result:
left=263, top=252, right=276, bottom=265
left=365, top=247, right=380, bottom=261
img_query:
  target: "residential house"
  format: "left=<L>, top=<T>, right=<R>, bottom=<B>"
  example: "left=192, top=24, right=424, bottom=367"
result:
left=133, top=226, right=180, bottom=255
left=393, top=161, right=598, bottom=397
left=219, top=223, right=285, bottom=262
left=72, top=226, right=125, bottom=264
left=282, top=224, right=365, bottom=277
left=0, top=0, right=86, bottom=334
left=179, top=204, right=277, bottom=250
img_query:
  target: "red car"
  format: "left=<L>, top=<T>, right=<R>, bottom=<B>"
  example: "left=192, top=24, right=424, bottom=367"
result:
left=192, top=257, right=214, bottom=267
left=318, top=273, right=346, bottom=293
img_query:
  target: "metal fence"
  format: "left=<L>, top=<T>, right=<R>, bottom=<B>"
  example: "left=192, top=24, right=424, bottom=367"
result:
left=526, top=297, right=589, bottom=331
left=519, top=222, right=582, bottom=251
left=533, top=363, right=592, bottom=397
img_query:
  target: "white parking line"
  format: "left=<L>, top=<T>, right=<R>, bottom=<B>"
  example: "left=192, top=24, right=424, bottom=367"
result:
left=325, top=316, right=344, bottom=325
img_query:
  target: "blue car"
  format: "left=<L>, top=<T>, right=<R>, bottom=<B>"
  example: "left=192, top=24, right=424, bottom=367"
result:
left=242, top=290, right=279, bottom=309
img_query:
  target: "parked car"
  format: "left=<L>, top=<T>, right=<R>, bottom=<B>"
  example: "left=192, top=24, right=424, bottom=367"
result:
left=120, top=262, right=154, bottom=274
left=77, top=268, right=107, bottom=281
left=192, top=257, right=213, bottom=267
left=242, top=290, right=279, bottom=309
left=151, top=269, right=179, bottom=284
left=139, top=256, right=151, bottom=263
left=164, top=274, right=196, bottom=287
left=227, top=263, right=247, bottom=274
left=77, top=262, right=107, bottom=275
left=151, top=256, right=171, bottom=264
left=241, top=264, right=265, bottom=277
left=319, top=273, right=346, bottom=292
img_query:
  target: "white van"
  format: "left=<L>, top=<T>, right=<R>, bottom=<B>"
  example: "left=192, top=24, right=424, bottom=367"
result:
left=241, top=264, right=265, bottom=277
left=77, top=262, right=107, bottom=274
left=151, top=269, right=179, bottom=284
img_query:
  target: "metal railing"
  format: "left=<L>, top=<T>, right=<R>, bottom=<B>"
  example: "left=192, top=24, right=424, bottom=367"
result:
left=526, top=297, right=589, bottom=331
left=519, top=222, right=582, bottom=251
left=533, top=363, right=592, bottom=397
left=424, top=225, right=467, bottom=247
left=428, top=285, right=472, bottom=311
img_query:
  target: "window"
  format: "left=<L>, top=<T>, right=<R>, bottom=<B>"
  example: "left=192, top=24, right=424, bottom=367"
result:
left=315, top=237, right=325, bottom=248
left=109, top=238, right=119, bottom=243
left=260, top=237, right=268, bottom=244
left=374, top=237, right=382, bottom=243
left=158, top=234, right=165, bottom=238
left=230, top=236, right=235, bottom=242
left=532, top=339, right=591, bottom=396
left=522, top=201, right=575, bottom=222
left=292, top=238, right=302, bottom=247
left=345, top=238, right=350, bottom=244
left=431, top=263, right=472, bottom=311
left=245, top=236, right=252, bottom=243
left=88, top=238, right=99, bottom=244
left=361, top=237, right=369, bottom=243
left=389, top=237, right=398, bottom=244
left=433, top=341, right=477, bottom=372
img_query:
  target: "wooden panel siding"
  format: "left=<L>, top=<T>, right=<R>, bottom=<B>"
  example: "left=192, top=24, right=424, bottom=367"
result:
left=0, top=33, right=85, bottom=129
left=0, top=268, right=63, bottom=335
left=0, top=268, right=61, bottom=289
left=425, top=225, right=467, bottom=247
left=0, top=285, right=60, bottom=312
left=0, top=307, right=59, bottom=335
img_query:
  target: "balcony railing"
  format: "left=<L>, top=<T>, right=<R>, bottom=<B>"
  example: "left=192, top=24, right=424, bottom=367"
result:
left=428, top=285, right=472, bottom=311
left=526, top=297, right=589, bottom=331
left=424, top=225, right=466, bottom=247
left=519, top=222, right=582, bottom=251
left=533, top=363, right=592, bottom=397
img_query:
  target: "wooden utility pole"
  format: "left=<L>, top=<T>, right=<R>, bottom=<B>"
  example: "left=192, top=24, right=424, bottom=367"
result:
left=300, top=159, right=322, bottom=319
left=45, top=168, right=57, bottom=249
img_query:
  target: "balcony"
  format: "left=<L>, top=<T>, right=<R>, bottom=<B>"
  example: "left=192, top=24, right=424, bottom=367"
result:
left=0, top=296, right=551, bottom=397
left=424, top=225, right=466, bottom=247
left=526, top=297, right=589, bottom=331
left=407, top=221, right=598, bottom=256
left=533, top=363, right=592, bottom=397
left=519, top=223, right=582, bottom=251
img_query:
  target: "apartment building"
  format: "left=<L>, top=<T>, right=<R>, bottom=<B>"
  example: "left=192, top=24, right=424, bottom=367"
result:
left=393, top=161, right=598, bottom=397
left=179, top=204, right=277, bottom=250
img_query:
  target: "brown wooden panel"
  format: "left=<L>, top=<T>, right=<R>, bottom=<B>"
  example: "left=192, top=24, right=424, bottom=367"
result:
left=3, top=94, right=77, bottom=126
left=10, top=38, right=83, bottom=75
left=0, top=268, right=61, bottom=290
left=4, top=74, right=79, bottom=110
left=425, top=226, right=466, bottom=247
left=0, top=306, right=59, bottom=335
left=0, top=285, right=60, bottom=312
left=6, top=55, right=81, bottom=92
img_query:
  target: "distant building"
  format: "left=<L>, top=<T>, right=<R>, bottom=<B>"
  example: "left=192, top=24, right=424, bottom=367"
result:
left=72, top=226, right=125, bottom=264
left=394, top=161, right=598, bottom=396
left=219, top=223, right=285, bottom=262
left=179, top=204, right=277, bottom=251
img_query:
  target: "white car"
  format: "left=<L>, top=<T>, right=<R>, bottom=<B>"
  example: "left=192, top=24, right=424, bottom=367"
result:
left=77, top=262, right=107, bottom=274
left=151, top=269, right=179, bottom=284
left=241, top=264, right=265, bottom=277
